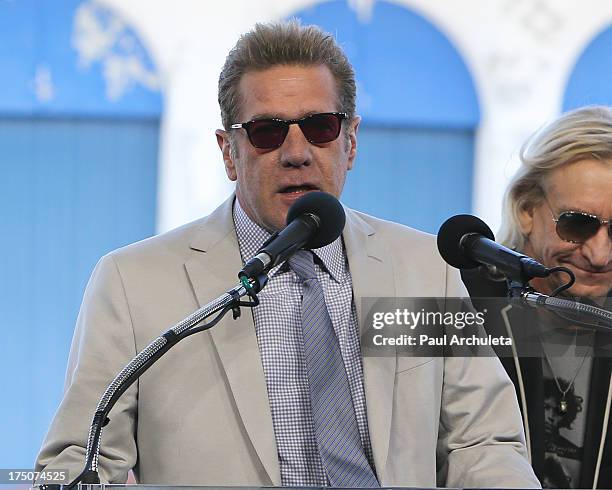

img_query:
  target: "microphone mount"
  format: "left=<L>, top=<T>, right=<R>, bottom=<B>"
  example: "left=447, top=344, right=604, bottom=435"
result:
left=41, top=192, right=346, bottom=490
left=508, top=283, right=612, bottom=331
left=63, top=272, right=268, bottom=489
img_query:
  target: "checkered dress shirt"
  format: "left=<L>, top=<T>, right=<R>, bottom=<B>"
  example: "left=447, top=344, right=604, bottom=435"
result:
left=233, top=198, right=375, bottom=486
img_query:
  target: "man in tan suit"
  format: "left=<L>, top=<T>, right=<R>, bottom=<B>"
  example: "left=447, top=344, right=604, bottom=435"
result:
left=37, top=20, right=540, bottom=488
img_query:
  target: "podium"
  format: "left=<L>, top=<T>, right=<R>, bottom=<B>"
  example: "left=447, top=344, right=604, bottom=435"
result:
left=31, top=486, right=546, bottom=490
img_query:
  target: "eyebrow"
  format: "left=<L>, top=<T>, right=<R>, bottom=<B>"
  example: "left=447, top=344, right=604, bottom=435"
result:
left=545, top=189, right=611, bottom=217
left=247, top=113, right=277, bottom=121
left=553, top=203, right=610, bottom=218
left=245, top=110, right=331, bottom=122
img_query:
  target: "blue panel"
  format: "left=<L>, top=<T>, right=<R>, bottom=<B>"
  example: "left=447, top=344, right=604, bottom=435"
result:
left=0, top=0, right=162, bottom=117
left=342, top=126, right=474, bottom=234
left=563, top=25, right=612, bottom=109
left=0, top=118, right=158, bottom=467
left=293, top=0, right=480, bottom=128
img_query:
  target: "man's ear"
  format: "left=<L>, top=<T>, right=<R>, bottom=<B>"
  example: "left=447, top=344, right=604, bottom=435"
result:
left=347, top=115, right=361, bottom=171
left=518, top=203, right=535, bottom=236
left=216, top=129, right=237, bottom=181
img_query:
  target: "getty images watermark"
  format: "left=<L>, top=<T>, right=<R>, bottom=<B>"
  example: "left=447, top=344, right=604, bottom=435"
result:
left=361, top=298, right=513, bottom=357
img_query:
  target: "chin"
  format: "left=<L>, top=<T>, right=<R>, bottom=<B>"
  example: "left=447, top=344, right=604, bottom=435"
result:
left=569, top=275, right=611, bottom=300
left=268, top=215, right=289, bottom=232
left=565, top=284, right=611, bottom=301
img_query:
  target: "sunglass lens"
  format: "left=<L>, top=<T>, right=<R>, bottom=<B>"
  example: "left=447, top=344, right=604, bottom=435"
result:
left=300, top=113, right=342, bottom=144
left=556, top=212, right=601, bottom=243
left=247, top=120, right=288, bottom=149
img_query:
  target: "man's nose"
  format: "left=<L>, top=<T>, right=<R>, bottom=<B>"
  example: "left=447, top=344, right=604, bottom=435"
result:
left=279, top=123, right=311, bottom=168
left=581, top=224, right=612, bottom=268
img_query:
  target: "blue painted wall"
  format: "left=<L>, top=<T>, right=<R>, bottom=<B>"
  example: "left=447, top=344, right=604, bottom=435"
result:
left=0, top=117, right=159, bottom=466
left=564, top=25, right=612, bottom=110
left=344, top=126, right=474, bottom=233
left=0, top=0, right=161, bottom=117
left=292, top=1, right=479, bottom=233
left=0, top=0, right=161, bottom=468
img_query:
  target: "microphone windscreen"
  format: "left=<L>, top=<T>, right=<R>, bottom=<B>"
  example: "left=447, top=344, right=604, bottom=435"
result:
left=437, top=214, right=495, bottom=269
left=286, top=191, right=346, bottom=249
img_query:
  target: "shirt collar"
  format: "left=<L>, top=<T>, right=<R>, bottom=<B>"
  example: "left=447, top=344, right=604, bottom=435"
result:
left=233, top=197, right=345, bottom=283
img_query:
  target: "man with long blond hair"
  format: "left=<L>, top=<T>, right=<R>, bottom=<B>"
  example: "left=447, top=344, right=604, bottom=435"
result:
left=463, top=106, right=612, bottom=488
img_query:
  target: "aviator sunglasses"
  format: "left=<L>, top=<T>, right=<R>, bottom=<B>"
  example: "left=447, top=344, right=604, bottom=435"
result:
left=230, top=112, right=347, bottom=149
left=545, top=198, right=612, bottom=243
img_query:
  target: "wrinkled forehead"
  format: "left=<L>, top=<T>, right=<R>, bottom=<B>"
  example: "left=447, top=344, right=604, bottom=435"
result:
left=542, top=159, right=612, bottom=214
left=235, top=64, right=341, bottom=121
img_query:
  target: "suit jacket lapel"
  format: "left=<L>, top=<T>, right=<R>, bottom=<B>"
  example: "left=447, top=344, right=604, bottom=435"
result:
left=503, top=305, right=550, bottom=476
left=343, top=209, right=396, bottom=481
left=184, top=197, right=281, bottom=485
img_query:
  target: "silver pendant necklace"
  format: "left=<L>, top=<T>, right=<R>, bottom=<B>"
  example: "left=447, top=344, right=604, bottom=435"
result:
left=539, top=331, right=592, bottom=414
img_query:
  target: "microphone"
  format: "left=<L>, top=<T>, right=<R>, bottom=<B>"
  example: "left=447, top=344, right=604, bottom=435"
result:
left=437, top=214, right=549, bottom=283
left=239, top=191, right=346, bottom=280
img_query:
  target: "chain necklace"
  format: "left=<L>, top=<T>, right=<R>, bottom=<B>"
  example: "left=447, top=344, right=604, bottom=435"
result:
left=539, top=331, right=593, bottom=414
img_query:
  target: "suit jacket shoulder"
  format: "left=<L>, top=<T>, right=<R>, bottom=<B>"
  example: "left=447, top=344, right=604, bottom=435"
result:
left=344, top=208, right=465, bottom=299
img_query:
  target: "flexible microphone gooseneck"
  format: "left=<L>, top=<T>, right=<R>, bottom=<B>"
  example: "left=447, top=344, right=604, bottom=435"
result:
left=58, top=192, right=346, bottom=490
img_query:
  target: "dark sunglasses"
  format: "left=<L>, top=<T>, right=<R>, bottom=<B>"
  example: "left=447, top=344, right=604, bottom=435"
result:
left=230, top=112, right=347, bottom=149
left=545, top=199, right=612, bottom=243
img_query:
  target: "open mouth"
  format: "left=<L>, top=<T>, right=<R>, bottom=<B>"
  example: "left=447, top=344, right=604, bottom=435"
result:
left=278, top=184, right=319, bottom=194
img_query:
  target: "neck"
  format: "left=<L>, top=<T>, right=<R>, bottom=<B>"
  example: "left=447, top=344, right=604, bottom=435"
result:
left=528, top=276, right=552, bottom=296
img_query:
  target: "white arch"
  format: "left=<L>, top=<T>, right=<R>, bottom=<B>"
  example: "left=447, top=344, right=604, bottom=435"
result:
left=102, top=0, right=612, bottom=233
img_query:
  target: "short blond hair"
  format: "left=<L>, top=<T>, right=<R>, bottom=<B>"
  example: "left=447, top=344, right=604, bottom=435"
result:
left=498, top=106, right=612, bottom=251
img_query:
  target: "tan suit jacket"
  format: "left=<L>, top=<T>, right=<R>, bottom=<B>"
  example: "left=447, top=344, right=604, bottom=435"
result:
left=36, top=197, right=540, bottom=488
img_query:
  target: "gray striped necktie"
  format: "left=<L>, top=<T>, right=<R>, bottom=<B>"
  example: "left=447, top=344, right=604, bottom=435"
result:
left=288, top=250, right=379, bottom=488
